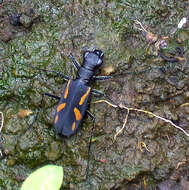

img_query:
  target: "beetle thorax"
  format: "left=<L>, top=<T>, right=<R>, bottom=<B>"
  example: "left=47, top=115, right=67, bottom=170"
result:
left=77, top=67, right=94, bottom=82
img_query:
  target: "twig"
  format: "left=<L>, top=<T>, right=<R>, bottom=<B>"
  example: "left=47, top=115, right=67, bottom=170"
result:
left=0, top=112, right=4, bottom=157
left=138, top=141, right=150, bottom=152
left=114, top=110, right=129, bottom=141
left=133, top=19, right=148, bottom=33
left=0, top=112, right=4, bottom=133
left=93, top=100, right=189, bottom=140
left=180, top=103, right=189, bottom=107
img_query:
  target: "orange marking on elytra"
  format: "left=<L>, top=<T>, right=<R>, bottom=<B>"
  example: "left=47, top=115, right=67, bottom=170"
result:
left=72, top=121, right=76, bottom=131
left=57, top=103, right=66, bottom=112
left=79, top=87, right=91, bottom=105
left=74, top=107, right=81, bottom=120
left=54, top=115, right=58, bottom=124
left=64, top=80, right=71, bottom=99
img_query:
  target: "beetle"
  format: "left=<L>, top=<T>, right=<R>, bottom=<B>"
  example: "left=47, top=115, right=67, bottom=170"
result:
left=18, top=49, right=112, bottom=184
left=42, top=49, right=112, bottom=137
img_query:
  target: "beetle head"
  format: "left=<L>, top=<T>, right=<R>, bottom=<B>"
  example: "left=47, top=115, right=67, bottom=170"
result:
left=83, top=49, right=104, bottom=70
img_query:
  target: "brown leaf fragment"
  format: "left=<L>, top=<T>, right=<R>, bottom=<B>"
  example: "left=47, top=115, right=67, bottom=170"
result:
left=18, top=109, right=33, bottom=118
left=145, top=31, right=158, bottom=44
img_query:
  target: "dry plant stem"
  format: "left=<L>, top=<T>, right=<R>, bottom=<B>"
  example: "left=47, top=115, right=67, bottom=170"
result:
left=93, top=100, right=189, bottom=139
left=180, top=103, right=189, bottom=107
left=133, top=19, right=148, bottom=33
left=176, top=159, right=186, bottom=169
left=0, top=112, right=4, bottom=133
left=138, top=141, right=150, bottom=152
left=0, top=112, right=4, bottom=157
left=114, top=111, right=129, bottom=141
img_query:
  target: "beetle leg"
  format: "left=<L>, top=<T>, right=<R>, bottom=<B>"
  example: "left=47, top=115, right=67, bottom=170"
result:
left=93, top=75, right=113, bottom=80
left=91, top=89, right=106, bottom=97
left=86, top=110, right=95, bottom=121
left=17, top=92, right=60, bottom=138
left=91, top=89, right=114, bottom=103
left=34, top=92, right=60, bottom=122
left=85, top=110, right=95, bottom=185
left=27, top=93, right=60, bottom=131
left=69, top=53, right=81, bottom=70
left=91, top=89, right=118, bottom=106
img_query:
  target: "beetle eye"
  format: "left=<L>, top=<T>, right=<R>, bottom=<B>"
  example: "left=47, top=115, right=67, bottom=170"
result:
left=97, top=59, right=102, bottom=65
left=84, top=52, right=89, bottom=58
left=94, top=50, right=104, bottom=59
left=100, top=52, right=104, bottom=58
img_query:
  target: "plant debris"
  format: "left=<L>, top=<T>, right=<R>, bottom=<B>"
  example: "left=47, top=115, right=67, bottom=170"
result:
left=93, top=99, right=189, bottom=141
left=18, top=109, right=33, bottom=118
left=133, top=19, right=185, bottom=62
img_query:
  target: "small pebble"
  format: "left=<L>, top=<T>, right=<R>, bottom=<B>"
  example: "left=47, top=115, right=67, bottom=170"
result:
left=178, top=17, right=187, bottom=29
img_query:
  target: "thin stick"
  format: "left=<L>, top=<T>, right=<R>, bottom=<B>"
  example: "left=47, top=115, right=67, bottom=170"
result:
left=180, top=103, right=189, bottom=107
left=120, top=104, right=189, bottom=138
left=0, top=112, right=4, bottom=157
left=133, top=19, right=148, bottom=33
left=114, top=110, right=129, bottom=141
left=0, top=112, right=4, bottom=133
left=93, top=100, right=189, bottom=140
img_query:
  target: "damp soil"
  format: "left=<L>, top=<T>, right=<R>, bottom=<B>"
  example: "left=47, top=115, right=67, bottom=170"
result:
left=0, top=0, right=189, bottom=190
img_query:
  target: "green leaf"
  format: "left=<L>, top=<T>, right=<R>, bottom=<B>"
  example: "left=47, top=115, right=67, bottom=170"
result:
left=21, top=165, right=63, bottom=190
